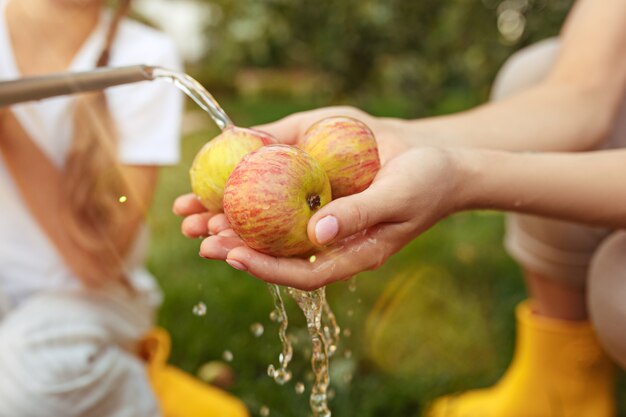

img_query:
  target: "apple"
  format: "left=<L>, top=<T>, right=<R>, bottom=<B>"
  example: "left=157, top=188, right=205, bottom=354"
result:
left=190, top=126, right=275, bottom=212
left=299, top=116, right=380, bottom=198
left=223, top=145, right=332, bottom=257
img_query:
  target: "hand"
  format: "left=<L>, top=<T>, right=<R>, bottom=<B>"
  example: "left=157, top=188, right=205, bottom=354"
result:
left=175, top=106, right=411, bottom=240
left=255, top=106, right=410, bottom=163
left=189, top=147, right=466, bottom=290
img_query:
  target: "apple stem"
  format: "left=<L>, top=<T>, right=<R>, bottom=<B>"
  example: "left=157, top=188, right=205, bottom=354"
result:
left=307, top=195, right=322, bottom=211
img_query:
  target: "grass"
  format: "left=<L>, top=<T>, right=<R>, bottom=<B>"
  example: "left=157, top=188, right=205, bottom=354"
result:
left=147, top=97, right=625, bottom=416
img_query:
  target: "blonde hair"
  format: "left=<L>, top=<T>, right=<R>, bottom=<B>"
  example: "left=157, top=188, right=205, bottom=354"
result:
left=62, top=0, right=133, bottom=285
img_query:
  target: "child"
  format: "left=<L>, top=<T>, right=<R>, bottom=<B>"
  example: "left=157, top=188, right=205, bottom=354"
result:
left=0, top=0, right=247, bottom=415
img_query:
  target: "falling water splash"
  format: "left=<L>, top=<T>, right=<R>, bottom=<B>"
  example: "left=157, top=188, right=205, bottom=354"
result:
left=287, top=288, right=332, bottom=417
left=155, top=70, right=342, bottom=416
left=151, top=67, right=233, bottom=130
left=267, top=284, right=293, bottom=384
left=153, top=70, right=298, bottom=384
left=322, top=299, right=340, bottom=357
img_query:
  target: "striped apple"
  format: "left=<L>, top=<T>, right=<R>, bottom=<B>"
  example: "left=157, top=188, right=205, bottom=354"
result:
left=190, top=126, right=275, bottom=212
left=299, top=116, right=380, bottom=198
left=223, top=145, right=332, bottom=257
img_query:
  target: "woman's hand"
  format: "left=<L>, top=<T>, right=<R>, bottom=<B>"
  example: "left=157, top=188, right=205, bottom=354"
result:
left=178, top=147, right=467, bottom=290
left=174, top=106, right=412, bottom=240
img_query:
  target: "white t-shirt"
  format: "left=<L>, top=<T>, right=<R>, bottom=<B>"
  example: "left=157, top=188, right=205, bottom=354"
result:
left=0, top=4, right=184, bottom=310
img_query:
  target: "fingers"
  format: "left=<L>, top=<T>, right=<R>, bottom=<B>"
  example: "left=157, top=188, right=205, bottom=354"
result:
left=253, top=114, right=304, bottom=145
left=307, top=182, right=395, bottom=246
left=173, top=193, right=206, bottom=216
left=225, top=224, right=404, bottom=290
left=208, top=214, right=231, bottom=235
left=225, top=246, right=327, bottom=290
left=253, top=107, right=363, bottom=145
left=181, top=212, right=212, bottom=238
left=200, top=234, right=245, bottom=260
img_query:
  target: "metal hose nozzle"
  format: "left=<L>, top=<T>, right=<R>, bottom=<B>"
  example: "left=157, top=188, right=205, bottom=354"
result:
left=0, top=65, right=155, bottom=107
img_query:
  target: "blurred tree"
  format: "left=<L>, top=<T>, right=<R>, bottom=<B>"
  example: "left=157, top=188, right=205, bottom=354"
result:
left=194, top=0, right=573, bottom=115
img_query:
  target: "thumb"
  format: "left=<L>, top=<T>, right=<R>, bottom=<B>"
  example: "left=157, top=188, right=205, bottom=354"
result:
left=308, top=185, right=391, bottom=246
left=253, top=114, right=307, bottom=145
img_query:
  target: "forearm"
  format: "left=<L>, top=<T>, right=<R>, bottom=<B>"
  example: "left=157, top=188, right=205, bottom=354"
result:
left=404, top=81, right=614, bottom=152
left=454, top=148, right=626, bottom=228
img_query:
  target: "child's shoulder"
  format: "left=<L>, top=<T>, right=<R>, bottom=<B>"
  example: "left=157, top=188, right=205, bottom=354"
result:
left=112, top=15, right=180, bottom=67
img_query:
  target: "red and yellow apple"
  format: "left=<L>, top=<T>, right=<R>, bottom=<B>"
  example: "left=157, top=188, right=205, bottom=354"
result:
left=223, top=145, right=332, bottom=257
left=299, top=116, right=380, bottom=198
left=190, top=126, right=275, bottom=212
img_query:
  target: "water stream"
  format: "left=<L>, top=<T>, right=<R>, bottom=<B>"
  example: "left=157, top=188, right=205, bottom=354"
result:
left=152, top=67, right=233, bottom=130
left=158, top=69, right=341, bottom=416
left=287, top=288, right=333, bottom=417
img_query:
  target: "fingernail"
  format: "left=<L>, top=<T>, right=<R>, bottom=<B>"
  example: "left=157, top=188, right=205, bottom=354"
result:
left=218, top=229, right=238, bottom=237
left=315, top=215, right=339, bottom=245
left=227, top=259, right=247, bottom=271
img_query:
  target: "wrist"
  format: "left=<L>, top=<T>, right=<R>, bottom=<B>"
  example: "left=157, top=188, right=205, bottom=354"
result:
left=446, top=147, right=487, bottom=212
left=399, top=117, right=462, bottom=149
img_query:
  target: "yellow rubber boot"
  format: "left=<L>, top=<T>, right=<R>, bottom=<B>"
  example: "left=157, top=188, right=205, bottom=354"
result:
left=428, top=301, right=615, bottom=417
left=140, top=328, right=250, bottom=417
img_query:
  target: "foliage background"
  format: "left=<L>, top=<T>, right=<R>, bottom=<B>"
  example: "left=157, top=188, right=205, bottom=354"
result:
left=193, top=0, right=572, bottom=114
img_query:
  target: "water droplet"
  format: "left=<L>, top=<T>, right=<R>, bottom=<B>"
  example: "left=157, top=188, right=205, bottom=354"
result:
left=344, top=349, right=352, bottom=359
left=343, top=328, right=351, bottom=337
left=197, top=361, right=230, bottom=383
left=118, top=195, right=127, bottom=203
left=222, top=350, right=233, bottom=362
left=348, top=280, right=357, bottom=292
left=328, top=389, right=336, bottom=400
left=192, top=302, right=207, bottom=316
left=267, top=364, right=276, bottom=377
left=295, top=382, right=305, bottom=394
left=347, top=309, right=354, bottom=317
left=328, top=344, right=337, bottom=355
left=309, top=255, right=317, bottom=263
left=250, top=323, right=264, bottom=337
left=260, top=405, right=270, bottom=416
left=273, top=368, right=292, bottom=385
left=269, top=311, right=278, bottom=322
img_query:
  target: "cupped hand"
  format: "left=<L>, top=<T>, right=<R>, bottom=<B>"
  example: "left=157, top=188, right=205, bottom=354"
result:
left=175, top=106, right=410, bottom=244
left=194, top=147, right=466, bottom=290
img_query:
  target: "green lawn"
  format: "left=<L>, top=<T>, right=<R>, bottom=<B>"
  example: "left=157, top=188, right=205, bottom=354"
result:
left=147, top=97, right=624, bottom=417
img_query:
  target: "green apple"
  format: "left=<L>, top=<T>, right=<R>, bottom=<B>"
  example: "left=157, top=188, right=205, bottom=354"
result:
left=190, top=126, right=275, bottom=212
